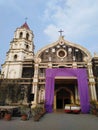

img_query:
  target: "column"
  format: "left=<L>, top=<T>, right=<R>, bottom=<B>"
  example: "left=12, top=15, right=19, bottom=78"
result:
left=31, top=63, right=39, bottom=107
left=87, top=62, right=97, bottom=101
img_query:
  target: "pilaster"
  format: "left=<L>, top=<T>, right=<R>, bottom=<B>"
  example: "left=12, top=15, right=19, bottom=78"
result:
left=87, top=62, right=97, bottom=101
left=32, top=63, right=39, bottom=106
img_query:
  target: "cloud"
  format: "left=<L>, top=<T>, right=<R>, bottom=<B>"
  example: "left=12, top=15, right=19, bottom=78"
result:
left=44, top=24, right=60, bottom=41
left=43, top=0, right=98, bottom=45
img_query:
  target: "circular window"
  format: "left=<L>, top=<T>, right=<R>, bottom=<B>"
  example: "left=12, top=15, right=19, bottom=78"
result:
left=57, top=49, right=67, bottom=58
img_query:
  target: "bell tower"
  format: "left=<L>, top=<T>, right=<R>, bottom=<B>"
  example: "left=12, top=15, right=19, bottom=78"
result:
left=2, top=22, right=34, bottom=78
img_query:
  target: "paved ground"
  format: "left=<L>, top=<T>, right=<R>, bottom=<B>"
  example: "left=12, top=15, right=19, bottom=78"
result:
left=0, top=113, right=98, bottom=130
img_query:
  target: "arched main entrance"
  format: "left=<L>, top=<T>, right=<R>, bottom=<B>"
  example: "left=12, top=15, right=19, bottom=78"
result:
left=54, top=78, right=77, bottom=110
left=55, top=87, right=72, bottom=109
left=45, top=68, right=90, bottom=113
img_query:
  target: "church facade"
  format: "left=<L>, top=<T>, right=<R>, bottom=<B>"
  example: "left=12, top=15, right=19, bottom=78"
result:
left=0, top=23, right=98, bottom=111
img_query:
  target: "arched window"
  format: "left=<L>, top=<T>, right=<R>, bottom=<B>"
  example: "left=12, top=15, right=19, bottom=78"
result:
left=14, top=54, right=17, bottom=60
left=19, top=32, right=23, bottom=38
left=26, top=33, right=29, bottom=40
left=26, top=44, right=29, bottom=49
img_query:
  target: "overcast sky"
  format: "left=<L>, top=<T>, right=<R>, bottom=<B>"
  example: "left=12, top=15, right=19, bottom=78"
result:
left=0, top=0, right=98, bottom=68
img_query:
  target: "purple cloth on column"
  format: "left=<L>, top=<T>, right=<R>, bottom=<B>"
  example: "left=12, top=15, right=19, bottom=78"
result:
left=45, top=68, right=90, bottom=113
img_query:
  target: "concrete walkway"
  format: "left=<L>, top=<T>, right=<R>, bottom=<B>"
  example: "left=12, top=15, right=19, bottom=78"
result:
left=0, top=113, right=98, bottom=130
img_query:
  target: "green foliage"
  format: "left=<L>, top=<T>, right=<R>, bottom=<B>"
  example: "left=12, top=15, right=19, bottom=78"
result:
left=31, top=105, right=43, bottom=116
left=20, top=105, right=29, bottom=115
left=90, top=100, right=97, bottom=105
left=0, top=82, right=22, bottom=104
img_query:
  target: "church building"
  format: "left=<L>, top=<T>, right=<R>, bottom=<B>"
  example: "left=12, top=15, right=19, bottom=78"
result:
left=0, top=22, right=98, bottom=113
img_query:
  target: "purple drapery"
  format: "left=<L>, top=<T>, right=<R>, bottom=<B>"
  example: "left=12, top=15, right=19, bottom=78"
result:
left=45, top=68, right=90, bottom=113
